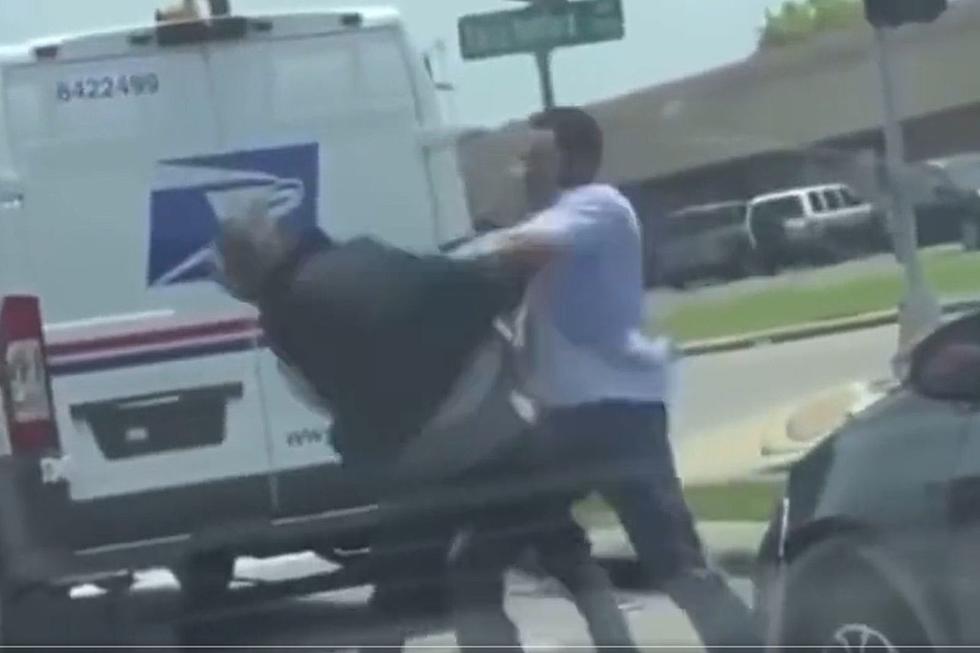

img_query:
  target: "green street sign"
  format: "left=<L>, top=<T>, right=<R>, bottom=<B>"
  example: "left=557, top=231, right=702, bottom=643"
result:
left=459, top=0, right=624, bottom=61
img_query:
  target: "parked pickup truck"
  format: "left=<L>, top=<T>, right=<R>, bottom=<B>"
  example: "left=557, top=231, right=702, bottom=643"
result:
left=746, top=183, right=884, bottom=268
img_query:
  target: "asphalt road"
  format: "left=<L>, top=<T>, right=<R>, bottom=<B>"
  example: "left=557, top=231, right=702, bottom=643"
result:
left=648, top=248, right=913, bottom=441
left=36, top=556, right=754, bottom=651
left=37, top=277, right=904, bottom=649
left=672, top=323, right=896, bottom=441
left=22, top=325, right=885, bottom=649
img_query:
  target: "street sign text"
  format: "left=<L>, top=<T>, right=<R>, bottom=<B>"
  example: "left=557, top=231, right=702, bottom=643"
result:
left=459, top=0, right=624, bottom=61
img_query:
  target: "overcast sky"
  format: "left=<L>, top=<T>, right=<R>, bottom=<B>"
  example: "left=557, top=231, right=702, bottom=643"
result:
left=1, top=0, right=784, bottom=126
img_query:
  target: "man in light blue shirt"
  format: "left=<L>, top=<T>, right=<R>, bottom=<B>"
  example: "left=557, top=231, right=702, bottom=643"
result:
left=451, top=107, right=759, bottom=653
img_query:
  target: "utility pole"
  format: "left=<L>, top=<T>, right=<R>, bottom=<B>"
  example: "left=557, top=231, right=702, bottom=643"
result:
left=864, top=0, right=947, bottom=374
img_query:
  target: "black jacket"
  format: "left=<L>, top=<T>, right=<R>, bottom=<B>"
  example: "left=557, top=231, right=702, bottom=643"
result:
left=258, top=228, right=525, bottom=466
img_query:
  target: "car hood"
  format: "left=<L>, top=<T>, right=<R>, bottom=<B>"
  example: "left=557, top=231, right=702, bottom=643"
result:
left=837, top=384, right=914, bottom=432
left=786, top=385, right=964, bottom=530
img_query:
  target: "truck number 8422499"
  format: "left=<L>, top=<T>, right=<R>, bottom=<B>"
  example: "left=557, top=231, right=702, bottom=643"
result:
left=56, top=74, right=160, bottom=102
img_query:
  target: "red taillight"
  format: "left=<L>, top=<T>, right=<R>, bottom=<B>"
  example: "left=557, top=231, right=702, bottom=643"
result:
left=0, top=296, right=58, bottom=454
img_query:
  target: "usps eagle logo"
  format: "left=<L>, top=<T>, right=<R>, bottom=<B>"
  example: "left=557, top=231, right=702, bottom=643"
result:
left=147, top=143, right=320, bottom=287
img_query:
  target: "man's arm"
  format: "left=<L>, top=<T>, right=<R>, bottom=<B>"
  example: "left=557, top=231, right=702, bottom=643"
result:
left=448, top=219, right=556, bottom=268
left=471, top=228, right=561, bottom=276
left=456, top=205, right=606, bottom=275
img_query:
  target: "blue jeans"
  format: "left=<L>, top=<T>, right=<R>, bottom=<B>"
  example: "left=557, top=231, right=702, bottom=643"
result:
left=540, top=401, right=760, bottom=653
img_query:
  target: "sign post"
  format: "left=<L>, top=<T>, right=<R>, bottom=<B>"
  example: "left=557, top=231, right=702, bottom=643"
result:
left=534, top=49, right=555, bottom=108
left=862, top=0, right=948, bottom=375
left=458, top=0, right=624, bottom=109
left=869, top=26, right=942, bottom=375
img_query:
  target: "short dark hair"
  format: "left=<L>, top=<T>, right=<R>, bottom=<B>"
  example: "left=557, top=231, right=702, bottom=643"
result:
left=530, top=106, right=603, bottom=187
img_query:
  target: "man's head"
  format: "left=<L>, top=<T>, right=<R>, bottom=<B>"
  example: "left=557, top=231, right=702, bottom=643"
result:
left=213, top=200, right=295, bottom=304
left=521, top=106, right=604, bottom=211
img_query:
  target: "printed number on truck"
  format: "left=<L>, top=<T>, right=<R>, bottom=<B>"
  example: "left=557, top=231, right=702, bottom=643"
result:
left=286, top=428, right=331, bottom=449
left=56, top=74, right=160, bottom=102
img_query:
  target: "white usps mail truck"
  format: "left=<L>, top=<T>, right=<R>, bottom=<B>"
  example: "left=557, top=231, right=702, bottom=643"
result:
left=0, top=2, right=472, bottom=636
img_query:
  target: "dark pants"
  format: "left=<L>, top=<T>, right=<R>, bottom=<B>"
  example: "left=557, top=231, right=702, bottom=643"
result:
left=365, top=520, right=451, bottom=652
left=446, top=435, right=638, bottom=653
left=448, top=500, right=637, bottom=653
left=365, top=439, right=633, bottom=653
left=539, top=401, right=760, bottom=653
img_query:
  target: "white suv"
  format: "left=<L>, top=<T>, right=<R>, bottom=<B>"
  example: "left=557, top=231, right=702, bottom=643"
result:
left=747, top=184, right=884, bottom=268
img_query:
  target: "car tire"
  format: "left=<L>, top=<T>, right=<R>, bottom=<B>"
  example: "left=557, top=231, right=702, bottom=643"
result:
left=174, top=552, right=234, bottom=606
left=665, top=276, right=687, bottom=290
left=962, top=219, right=980, bottom=252
left=759, top=255, right=781, bottom=276
left=0, top=584, right=70, bottom=646
left=781, top=542, right=932, bottom=652
left=0, top=586, right=15, bottom=645
left=730, top=243, right=763, bottom=279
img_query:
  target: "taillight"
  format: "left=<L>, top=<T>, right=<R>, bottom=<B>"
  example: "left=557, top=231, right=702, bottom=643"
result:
left=0, top=296, right=58, bottom=454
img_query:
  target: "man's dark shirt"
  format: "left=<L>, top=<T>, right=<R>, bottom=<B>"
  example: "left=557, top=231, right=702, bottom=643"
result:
left=258, top=228, right=524, bottom=466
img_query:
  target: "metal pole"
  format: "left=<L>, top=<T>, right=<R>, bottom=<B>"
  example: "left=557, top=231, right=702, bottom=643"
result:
left=872, top=27, right=941, bottom=374
left=516, top=0, right=559, bottom=109
left=534, top=49, right=556, bottom=109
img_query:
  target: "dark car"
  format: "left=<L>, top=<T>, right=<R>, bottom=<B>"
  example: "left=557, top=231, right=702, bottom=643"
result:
left=652, top=201, right=759, bottom=288
left=755, top=310, right=980, bottom=651
left=910, top=154, right=980, bottom=248
left=756, top=314, right=980, bottom=651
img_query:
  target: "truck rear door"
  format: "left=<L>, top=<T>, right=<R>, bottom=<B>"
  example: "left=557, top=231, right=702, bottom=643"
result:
left=1, top=29, right=275, bottom=550
left=198, top=16, right=444, bottom=518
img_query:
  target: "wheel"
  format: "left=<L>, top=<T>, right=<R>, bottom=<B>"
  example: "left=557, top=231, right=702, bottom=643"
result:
left=174, top=552, right=234, bottom=605
left=728, top=244, right=759, bottom=279
left=758, top=254, right=781, bottom=276
left=666, top=275, right=687, bottom=290
left=0, top=584, right=70, bottom=646
left=809, top=236, right=847, bottom=265
left=749, top=215, right=790, bottom=274
left=962, top=219, right=980, bottom=251
left=780, top=543, right=932, bottom=652
left=0, top=587, right=9, bottom=645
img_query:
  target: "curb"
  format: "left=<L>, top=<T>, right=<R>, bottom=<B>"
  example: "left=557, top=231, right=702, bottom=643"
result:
left=676, top=379, right=892, bottom=487
left=759, top=380, right=892, bottom=461
left=680, top=298, right=980, bottom=358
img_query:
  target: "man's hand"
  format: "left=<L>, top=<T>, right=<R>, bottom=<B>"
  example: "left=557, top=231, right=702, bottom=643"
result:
left=495, top=232, right=561, bottom=272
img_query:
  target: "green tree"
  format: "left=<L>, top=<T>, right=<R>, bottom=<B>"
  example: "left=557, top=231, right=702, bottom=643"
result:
left=759, top=0, right=865, bottom=49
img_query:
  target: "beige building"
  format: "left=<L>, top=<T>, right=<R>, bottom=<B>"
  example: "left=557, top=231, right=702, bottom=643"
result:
left=459, top=0, right=980, bottom=228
